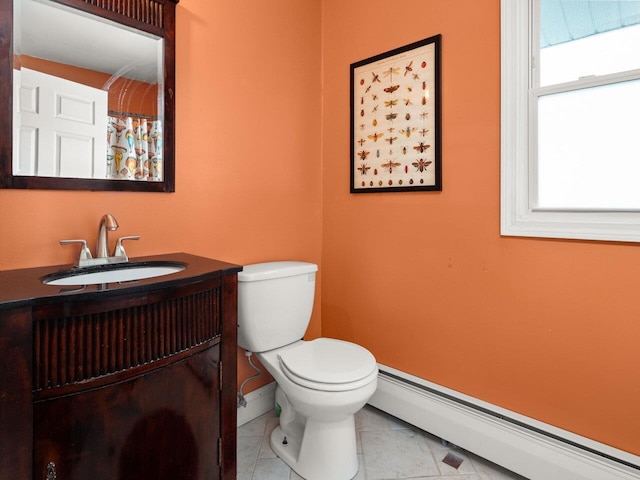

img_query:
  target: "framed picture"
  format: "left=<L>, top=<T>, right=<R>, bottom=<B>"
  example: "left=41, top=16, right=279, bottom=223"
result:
left=350, top=35, right=441, bottom=193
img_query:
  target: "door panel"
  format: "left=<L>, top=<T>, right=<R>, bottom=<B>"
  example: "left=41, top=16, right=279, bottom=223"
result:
left=14, top=68, right=107, bottom=178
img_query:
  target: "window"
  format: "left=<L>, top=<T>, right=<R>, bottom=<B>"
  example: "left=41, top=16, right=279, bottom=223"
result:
left=501, top=0, right=640, bottom=242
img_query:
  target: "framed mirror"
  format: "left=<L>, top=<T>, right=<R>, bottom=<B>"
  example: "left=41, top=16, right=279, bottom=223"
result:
left=0, top=0, right=178, bottom=192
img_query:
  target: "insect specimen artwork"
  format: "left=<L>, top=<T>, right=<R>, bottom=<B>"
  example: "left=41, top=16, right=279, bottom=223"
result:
left=350, top=35, right=441, bottom=192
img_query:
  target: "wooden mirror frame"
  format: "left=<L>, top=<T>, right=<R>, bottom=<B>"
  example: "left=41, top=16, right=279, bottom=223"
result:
left=0, top=0, right=178, bottom=192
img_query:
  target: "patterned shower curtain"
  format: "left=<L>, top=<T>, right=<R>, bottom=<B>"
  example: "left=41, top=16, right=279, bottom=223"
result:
left=107, top=116, right=163, bottom=181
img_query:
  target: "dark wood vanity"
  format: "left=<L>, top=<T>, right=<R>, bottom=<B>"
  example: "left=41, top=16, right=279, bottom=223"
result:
left=0, top=253, right=241, bottom=479
left=1, top=0, right=240, bottom=476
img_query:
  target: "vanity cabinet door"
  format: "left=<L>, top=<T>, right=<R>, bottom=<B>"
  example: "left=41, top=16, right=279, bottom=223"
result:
left=33, top=344, right=222, bottom=480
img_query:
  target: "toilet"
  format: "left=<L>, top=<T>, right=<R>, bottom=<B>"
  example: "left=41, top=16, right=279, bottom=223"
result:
left=237, top=261, right=378, bottom=480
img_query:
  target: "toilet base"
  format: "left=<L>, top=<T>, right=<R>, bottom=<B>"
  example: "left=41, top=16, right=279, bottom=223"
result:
left=270, top=416, right=359, bottom=480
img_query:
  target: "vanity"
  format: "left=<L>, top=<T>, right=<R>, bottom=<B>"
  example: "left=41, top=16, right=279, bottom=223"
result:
left=0, top=253, right=241, bottom=479
left=0, top=1, right=240, bottom=475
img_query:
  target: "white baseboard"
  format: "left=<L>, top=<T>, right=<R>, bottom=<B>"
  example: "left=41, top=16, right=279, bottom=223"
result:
left=237, top=382, right=277, bottom=427
left=369, top=364, right=640, bottom=480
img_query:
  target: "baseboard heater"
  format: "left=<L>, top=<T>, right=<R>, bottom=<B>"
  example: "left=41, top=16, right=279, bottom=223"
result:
left=369, top=365, right=640, bottom=480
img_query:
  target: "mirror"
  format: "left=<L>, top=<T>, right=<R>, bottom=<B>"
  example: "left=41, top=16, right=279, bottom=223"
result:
left=0, top=0, right=178, bottom=192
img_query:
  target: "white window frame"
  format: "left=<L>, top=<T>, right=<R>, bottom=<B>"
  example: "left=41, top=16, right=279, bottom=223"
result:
left=501, top=0, right=640, bottom=242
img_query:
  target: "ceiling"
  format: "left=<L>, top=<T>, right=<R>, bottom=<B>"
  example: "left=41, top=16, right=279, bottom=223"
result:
left=541, top=0, right=640, bottom=47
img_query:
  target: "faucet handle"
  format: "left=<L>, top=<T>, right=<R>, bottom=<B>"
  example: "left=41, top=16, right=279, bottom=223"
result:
left=60, top=239, right=93, bottom=266
left=113, top=235, right=140, bottom=260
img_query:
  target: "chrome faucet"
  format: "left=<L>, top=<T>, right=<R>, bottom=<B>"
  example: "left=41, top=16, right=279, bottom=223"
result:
left=59, top=214, right=140, bottom=267
left=96, top=214, right=119, bottom=258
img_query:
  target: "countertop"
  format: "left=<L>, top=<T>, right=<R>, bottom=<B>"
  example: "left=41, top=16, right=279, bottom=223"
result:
left=0, top=252, right=242, bottom=310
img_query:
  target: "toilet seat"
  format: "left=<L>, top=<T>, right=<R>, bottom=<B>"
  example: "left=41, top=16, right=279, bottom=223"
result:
left=278, top=338, right=377, bottom=392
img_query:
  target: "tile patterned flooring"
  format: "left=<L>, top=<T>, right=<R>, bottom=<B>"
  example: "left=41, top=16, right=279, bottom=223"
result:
left=238, top=405, right=529, bottom=480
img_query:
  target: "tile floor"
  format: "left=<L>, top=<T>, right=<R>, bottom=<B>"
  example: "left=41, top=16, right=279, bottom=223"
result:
left=238, top=404, right=529, bottom=480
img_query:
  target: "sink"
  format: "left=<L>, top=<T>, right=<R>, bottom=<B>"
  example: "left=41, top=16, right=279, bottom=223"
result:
left=42, top=261, right=187, bottom=286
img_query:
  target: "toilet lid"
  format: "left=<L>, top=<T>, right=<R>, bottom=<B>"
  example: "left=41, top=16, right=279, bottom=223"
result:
left=277, top=338, right=377, bottom=386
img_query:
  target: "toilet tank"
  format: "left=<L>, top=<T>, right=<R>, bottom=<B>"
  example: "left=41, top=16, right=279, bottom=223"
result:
left=237, top=261, right=318, bottom=352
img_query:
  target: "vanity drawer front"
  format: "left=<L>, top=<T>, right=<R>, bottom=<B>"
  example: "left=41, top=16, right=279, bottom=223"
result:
left=32, top=279, right=222, bottom=399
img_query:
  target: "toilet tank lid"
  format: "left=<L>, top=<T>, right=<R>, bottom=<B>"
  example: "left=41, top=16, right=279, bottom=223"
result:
left=238, top=261, right=318, bottom=282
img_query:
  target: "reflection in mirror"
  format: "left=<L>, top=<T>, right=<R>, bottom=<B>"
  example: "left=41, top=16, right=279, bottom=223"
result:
left=0, top=0, right=178, bottom=192
left=14, top=0, right=164, bottom=181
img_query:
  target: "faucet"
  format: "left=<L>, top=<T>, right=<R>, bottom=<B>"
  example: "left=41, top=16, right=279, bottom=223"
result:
left=96, top=214, right=119, bottom=258
left=59, top=214, right=140, bottom=267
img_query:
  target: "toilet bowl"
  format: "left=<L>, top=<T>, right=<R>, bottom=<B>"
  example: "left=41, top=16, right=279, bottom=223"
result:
left=237, top=262, right=378, bottom=480
left=255, top=339, right=378, bottom=480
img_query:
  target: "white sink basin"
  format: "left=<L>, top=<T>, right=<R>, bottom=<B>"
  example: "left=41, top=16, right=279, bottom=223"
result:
left=43, top=261, right=186, bottom=286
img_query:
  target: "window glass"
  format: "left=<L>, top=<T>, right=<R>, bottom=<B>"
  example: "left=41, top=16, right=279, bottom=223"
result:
left=539, top=0, right=640, bottom=86
left=536, top=79, right=640, bottom=209
left=535, top=0, right=640, bottom=212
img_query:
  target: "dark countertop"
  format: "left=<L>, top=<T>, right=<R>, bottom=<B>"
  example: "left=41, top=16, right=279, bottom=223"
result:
left=0, top=252, right=242, bottom=311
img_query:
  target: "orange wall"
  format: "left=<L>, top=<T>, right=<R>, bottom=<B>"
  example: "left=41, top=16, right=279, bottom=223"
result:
left=0, top=0, right=322, bottom=390
left=321, top=0, right=640, bottom=456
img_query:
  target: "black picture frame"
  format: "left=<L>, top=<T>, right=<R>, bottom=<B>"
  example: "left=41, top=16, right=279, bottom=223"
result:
left=350, top=34, right=442, bottom=193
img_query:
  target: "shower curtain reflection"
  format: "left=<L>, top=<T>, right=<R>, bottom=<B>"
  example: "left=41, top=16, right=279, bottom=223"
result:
left=107, top=115, right=163, bottom=181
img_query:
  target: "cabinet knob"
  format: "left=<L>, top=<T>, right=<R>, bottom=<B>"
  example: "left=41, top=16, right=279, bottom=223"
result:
left=46, top=462, right=57, bottom=480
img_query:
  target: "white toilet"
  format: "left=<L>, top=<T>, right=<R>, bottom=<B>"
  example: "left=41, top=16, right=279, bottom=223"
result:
left=237, top=261, right=378, bottom=480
